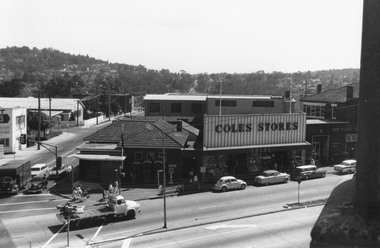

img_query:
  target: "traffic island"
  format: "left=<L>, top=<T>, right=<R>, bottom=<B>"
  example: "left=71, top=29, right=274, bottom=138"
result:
left=310, top=177, right=380, bottom=248
left=283, top=198, right=327, bottom=209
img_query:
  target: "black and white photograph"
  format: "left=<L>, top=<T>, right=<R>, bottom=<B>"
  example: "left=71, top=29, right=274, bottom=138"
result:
left=2, top=1, right=379, bottom=248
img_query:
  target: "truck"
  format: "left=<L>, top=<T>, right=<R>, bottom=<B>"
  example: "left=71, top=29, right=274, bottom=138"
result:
left=0, top=160, right=31, bottom=195
left=56, top=194, right=141, bottom=226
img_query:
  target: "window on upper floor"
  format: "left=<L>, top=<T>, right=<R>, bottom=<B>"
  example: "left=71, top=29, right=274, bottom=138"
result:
left=134, top=152, right=143, bottom=161
left=191, top=103, right=202, bottom=113
left=252, top=101, right=274, bottom=107
left=303, top=104, right=325, bottom=118
left=215, top=100, right=237, bottom=107
left=331, top=105, right=337, bottom=119
left=149, top=102, right=160, bottom=113
left=171, top=103, right=182, bottom=113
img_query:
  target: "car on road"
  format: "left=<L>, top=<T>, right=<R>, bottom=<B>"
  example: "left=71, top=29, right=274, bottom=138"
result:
left=213, top=176, right=247, bottom=192
left=31, top=163, right=49, bottom=177
left=290, top=165, right=327, bottom=181
left=48, top=164, right=68, bottom=180
left=334, top=159, right=356, bottom=174
left=254, top=170, right=290, bottom=185
left=25, top=176, right=48, bottom=194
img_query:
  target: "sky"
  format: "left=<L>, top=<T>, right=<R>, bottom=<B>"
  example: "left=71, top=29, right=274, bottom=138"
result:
left=1, top=0, right=363, bottom=74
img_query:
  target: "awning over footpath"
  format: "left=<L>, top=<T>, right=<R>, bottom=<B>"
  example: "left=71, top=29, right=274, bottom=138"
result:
left=203, top=142, right=312, bottom=152
left=74, top=154, right=126, bottom=161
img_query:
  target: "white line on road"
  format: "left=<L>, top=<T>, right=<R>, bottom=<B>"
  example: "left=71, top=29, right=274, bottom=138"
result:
left=0, top=207, right=56, bottom=214
left=205, top=223, right=257, bottom=230
left=41, top=222, right=67, bottom=248
left=61, top=149, right=76, bottom=157
left=0, top=198, right=65, bottom=206
left=122, top=238, right=132, bottom=248
left=93, top=225, right=103, bottom=239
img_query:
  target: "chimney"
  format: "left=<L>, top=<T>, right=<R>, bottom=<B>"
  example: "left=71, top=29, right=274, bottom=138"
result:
left=317, top=84, right=322, bottom=93
left=284, top=90, right=290, bottom=98
left=176, top=121, right=182, bottom=132
left=346, top=85, right=354, bottom=100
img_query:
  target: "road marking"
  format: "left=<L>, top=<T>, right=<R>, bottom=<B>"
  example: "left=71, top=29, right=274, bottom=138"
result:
left=122, top=238, right=132, bottom=248
left=14, top=193, right=53, bottom=197
left=41, top=222, right=67, bottom=248
left=61, top=150, right=76, bottom=157
left=93, top=225, right=103, bottom=239
left=0, top=198, right=64, bottom=206
left=0, top=207, right=56, bottom=214
left=204, top=223, right=257, bottom=230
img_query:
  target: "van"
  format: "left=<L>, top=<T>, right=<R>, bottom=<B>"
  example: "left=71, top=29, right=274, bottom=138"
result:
left=31, top=163, right=48, bottom=177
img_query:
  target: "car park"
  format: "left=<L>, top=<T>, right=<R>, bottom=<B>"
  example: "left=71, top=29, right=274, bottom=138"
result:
left=213, top=176, right=247, bottom=192
left=25, top=176, right=48, bottom=194
left=254, top=170, right=290, bottom=185
left=290, top=165, right=327, bottom=181
left=334, top=159, right=356, bottom=174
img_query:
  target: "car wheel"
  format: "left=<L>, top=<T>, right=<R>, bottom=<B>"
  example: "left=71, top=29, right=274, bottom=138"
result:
left=240, top=184, right=246, bottom=190
left=126, top=210, right=136, bottom=219
left=265, top=182, right=270, bottom=186
left=283, top=178, right=288, bottom=183
left=305, top=176, right=309, bottom=180
left=221, top=186, right=227, bottom=192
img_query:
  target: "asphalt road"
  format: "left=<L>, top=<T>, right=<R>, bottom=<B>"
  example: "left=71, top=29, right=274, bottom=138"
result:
left=0, top=173, right=352, bottom=248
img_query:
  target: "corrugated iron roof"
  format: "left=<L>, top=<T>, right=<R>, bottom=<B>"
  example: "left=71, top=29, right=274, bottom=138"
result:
left=0, top=97, right=84, bottom=110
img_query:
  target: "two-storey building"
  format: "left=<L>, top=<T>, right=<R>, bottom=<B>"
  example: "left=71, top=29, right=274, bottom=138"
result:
left=300, top=83, right=358, bottom=165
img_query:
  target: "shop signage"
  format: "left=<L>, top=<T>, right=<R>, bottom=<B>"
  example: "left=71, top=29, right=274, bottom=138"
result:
left=204, top=113, right=306, bottom=149
left=215, top=122, right=298, bottom=133
left=0, top=114, right=10, bottom=123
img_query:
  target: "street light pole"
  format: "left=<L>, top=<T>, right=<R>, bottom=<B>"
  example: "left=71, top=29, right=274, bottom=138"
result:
left=162, top=131, right=167, bottom=228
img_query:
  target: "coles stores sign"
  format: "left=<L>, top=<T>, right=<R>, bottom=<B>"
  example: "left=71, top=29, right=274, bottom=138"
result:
left=203, top=113, right=306, bottom=148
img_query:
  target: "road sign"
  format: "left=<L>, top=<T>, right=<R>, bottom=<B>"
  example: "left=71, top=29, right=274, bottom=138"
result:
left=0, top=114, right=10, bottom=123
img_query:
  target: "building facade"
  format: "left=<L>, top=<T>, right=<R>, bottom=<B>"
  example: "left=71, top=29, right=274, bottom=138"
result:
left=300, top=83, right=358, bottom=165
left=202, top=113, right=310, bottom=177
left=0, top=107, right=27, bottom=154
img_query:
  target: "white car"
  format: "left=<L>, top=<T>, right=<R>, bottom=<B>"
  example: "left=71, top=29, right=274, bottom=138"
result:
left=213, top=176, right=247, bottom=192
left=334, top=159, right=356, bottom=174
left=254, top=170, right=290, bottom=185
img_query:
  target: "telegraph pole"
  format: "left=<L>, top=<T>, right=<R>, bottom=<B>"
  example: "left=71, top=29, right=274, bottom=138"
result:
left=37, top=90, right=41, bottom=150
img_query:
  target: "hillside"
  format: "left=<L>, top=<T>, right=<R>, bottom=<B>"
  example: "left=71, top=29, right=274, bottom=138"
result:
left=0, top=46, right=360, bottom=104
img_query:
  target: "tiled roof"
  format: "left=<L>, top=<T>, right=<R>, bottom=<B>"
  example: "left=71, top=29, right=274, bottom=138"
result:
left=84, top=119, right=191, bottom=149
left=300, top=83, right=359, bottom=103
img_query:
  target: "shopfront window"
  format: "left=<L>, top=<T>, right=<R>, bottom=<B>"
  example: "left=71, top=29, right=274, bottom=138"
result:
left=203, top=154, right=228, bottom=177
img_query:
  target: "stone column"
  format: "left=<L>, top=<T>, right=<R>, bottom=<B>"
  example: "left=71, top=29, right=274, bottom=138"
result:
left=355, top=0, right=380, bottom=210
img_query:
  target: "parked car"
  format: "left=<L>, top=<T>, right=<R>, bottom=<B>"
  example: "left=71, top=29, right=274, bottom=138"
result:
left=254, top=170, right=290, bottom=185
left=334, top=159, right=356, bottom=174
left=213, top=176, right=247, bottom=192
left=25, top=176, right=48, bottom=194
left=290, top=165, right=327, bottom=181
